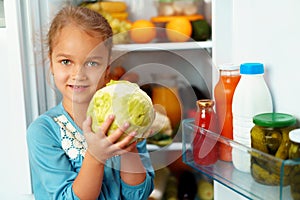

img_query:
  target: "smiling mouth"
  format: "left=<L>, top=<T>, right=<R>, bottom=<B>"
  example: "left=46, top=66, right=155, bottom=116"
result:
left=68, top=85, right=88, bottom=91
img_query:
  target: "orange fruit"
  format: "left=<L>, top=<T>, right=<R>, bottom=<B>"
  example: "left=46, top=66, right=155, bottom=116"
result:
left=165, top=17, right=192, bottom=42
left=130, top=19, right=156, bottom=43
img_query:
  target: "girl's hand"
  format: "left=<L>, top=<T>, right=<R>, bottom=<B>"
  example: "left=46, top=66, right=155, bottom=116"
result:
left=83, top=115, right=137, bottom=164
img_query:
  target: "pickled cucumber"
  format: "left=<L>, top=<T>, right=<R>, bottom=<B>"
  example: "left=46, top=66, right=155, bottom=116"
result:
left=252, top=163, right=281, bottom=185
left=251, top=126, right=269, bottom=153
left=292, top=175, right=300, bottom=184
left=252, top=162, right=291, bottom=185
left=265, top=130, right=282, bottom=154
left=289, top=143, right=300, bottom=159
left=251, top=149, right=292, bottom=178
left=275, top=129, right=290, bottom=159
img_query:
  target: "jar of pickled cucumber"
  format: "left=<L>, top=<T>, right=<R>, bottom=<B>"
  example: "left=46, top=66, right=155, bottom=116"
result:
left=250, top=113, right=296, bottom=185
left=289, top=129, right=300, bottom=200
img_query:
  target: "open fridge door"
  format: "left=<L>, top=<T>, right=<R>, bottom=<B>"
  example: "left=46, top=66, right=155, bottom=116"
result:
left=212, top=0, right=300, bottom=199
left=0, top=0, right=81, bottom=199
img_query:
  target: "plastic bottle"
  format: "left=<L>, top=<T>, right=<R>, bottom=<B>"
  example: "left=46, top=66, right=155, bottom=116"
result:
left=232, top=63, right=273, bottom=172
left=214, top=63, right=241, bottom=162
left=193, top=99, right=218, bottom=166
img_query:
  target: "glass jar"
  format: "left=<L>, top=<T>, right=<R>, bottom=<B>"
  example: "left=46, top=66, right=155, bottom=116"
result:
left=250, top=113, right=296, bottom=185
left=193, top=99, right=218, bottom=166
left=289, top=129, right=300, bottom=200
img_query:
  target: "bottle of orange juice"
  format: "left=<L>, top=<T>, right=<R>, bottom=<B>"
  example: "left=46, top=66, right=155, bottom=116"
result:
left=214, top=64, right=240, bottom=162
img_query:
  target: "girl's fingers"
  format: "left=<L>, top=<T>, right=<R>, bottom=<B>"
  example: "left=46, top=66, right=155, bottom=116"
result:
left=124, top=141, right=137, bottom=152
left=107, top=122, right=130, bottom=143
left=116, top=131, right=137, bottom=149
left=96, top=114, right=115, bottom=135
left=114, top=141, right=137, bottom=156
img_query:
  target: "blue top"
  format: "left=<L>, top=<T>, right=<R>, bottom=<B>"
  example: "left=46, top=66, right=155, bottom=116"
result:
left=240, top=63, right=264, bottom=74
left=27, top=102, right=154, bottom=200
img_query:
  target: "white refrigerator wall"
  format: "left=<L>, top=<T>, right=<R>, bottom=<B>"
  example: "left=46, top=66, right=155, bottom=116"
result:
left=213, top=0, right=300, bottom=119
left=231, top=0, right=300, bottom=119
left=213, top=0, right=300, bottom=199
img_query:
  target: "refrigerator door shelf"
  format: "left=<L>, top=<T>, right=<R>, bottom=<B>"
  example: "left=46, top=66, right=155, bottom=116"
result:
left=182, top=118, right=298, bottom=200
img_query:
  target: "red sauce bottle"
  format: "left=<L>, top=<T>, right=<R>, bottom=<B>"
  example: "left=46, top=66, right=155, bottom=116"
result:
left=193, top=99, right=219, bottom=165
left=214, top=64, right=240, bottom=161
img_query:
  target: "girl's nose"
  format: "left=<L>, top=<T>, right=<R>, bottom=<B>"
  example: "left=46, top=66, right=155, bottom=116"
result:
left=71, top=65, right=86, bottom=81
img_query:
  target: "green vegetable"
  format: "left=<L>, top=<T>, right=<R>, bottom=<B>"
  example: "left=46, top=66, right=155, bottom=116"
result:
left=251, top=126, right=269, bottom=153
left=191, top=19, right=211, bottom=41
left=275, top=128, right=290, bottom=159
left=87, top=80, right=155, bottom=144
left=266, top=130, right=282, bottom=154
left=289, top=142, right=300, bottom=159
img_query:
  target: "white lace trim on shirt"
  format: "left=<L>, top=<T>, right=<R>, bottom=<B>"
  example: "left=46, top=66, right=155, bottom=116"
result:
left=54, top=115, right=87, bottom=160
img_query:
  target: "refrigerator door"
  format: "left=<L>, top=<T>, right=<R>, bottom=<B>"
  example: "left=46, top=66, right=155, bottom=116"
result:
left=0, top=0, right=31, bottom=198
left=0, top=0, right=80, bottom=198
left=212, top=0, right=300, bottom=199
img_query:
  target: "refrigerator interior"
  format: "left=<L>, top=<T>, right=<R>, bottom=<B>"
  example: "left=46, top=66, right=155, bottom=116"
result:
left=15, top=0, right=214, bottom=199
left=20, top=0, right=213, bottom=126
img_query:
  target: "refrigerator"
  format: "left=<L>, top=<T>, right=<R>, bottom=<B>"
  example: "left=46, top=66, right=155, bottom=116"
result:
left=1, top=0, right=300, bottom=199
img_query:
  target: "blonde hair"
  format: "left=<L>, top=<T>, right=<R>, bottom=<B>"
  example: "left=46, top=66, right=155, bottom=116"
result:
left=47, top=6, right=113, bottom=57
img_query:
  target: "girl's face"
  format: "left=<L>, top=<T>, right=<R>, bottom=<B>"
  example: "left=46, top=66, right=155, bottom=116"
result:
left=50, top=24, right=110, bottom=111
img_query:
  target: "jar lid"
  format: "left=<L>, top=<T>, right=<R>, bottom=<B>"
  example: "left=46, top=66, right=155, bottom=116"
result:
left=289, top=129, right=300, bottom=143
left=253, top=113, right=296, bottom=128
left=218, top=63, right=240, bottom=71
left=240, top=63, right=264, bottom=75
left=196, top=99, right=214, bottom=107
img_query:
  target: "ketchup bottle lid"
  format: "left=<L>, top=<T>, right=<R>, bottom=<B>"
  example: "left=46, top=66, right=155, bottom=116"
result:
left=196, top=99, right=214, bottom=107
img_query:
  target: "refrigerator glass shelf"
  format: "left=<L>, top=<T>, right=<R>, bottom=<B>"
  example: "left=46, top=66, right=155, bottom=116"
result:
left=182, top=118, right=300, bottom=200
left=113, top=41, right=212, bottom=52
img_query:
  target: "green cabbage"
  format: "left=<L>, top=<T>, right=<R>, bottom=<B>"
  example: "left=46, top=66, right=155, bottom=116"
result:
left=87, top=80, right=155, bottom=143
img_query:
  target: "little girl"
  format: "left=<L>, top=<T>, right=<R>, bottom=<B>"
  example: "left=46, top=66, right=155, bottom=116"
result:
left=27, top=6, right=154, bottom=200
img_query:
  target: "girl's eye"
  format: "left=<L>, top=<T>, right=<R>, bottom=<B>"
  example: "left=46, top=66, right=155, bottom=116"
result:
left=86, top=61, right=100, bottom=67
left=61, top=59, right=71, bottom=66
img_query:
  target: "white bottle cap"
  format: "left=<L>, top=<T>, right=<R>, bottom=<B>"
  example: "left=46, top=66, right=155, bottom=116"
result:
left=289, top=129, right=300, bottom=143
